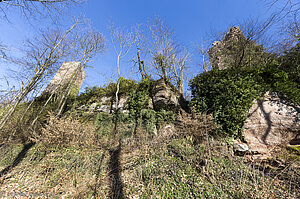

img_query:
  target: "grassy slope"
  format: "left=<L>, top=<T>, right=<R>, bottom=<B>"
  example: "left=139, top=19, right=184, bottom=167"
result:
left=0, top=113, right=299, bottom=198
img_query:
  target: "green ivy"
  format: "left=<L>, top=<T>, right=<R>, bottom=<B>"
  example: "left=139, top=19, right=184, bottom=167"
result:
left=127, top=79, right=176, bottom=132
left=77, top=77, right=137, bottom=105
left=190, top=63, right=300, bottom=138
left=128, top=78, right=153, bottom=121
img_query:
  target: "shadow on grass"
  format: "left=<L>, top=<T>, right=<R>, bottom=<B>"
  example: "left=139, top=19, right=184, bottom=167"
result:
left=108, top=142, right=124, bottom=199
left=0, top=142, right=35, bottom=178
left=93, top=152, right=105, bottom=198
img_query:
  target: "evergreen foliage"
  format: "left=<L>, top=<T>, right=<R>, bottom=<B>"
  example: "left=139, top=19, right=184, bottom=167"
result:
left=279, top=41, right=300, bottom=88
left=190, top=63, right=300, bottom=138
left=127, top=78, right=176, bottom=133
left=77, top=77, right=137, bottom=105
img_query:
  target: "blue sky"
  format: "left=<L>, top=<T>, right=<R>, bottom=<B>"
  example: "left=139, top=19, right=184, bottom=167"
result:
left=0, top=0, right=282, bottom=91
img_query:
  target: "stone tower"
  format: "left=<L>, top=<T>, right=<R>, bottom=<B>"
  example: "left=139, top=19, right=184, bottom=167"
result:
left=43, top=62, right=86, bottom=96
left=208, top=26, right=246, bottom=70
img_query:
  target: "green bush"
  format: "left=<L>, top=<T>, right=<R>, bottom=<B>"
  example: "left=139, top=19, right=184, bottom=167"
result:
left=140, top=109, right=157, bottom=133
left=190, top=63, right=300, bottom=138
left=279, top=42, right=300, bottom=88
left=127, top=79, right=177, bottom=133
left=77, top=77, right=137, bottom=106
left=103, top=77, right=137, bottom=100
left=128, top=78, right=152, bottom=121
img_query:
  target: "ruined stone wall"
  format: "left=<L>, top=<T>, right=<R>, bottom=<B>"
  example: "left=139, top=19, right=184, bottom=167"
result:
left=208, top=26, right=246, bottom=70
left=43, top=62, right=86, bottom=96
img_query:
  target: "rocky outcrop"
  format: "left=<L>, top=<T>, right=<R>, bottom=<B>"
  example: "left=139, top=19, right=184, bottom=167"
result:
left=77, top=79, right=186, bottom=114
left=151, top=79, right=179, bottom=111
left=243, top=92, right=300, bottom=154
left=233, top=142, right=250, bottom=156
left=78, top=96, right=129, bottom=113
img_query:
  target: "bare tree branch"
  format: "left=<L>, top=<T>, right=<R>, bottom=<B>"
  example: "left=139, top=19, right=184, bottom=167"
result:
left=0, top=20, right=79, bottom=130
left=109, top=23, right=133, bottom=115
left=145, top=17, right=190, bottom=93
left=0, top=0, right=84, bottom=20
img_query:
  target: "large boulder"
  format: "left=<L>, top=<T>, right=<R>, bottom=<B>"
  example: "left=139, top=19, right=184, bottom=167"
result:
left=151, top=79, right=179, bottom=111
left=243, top=92, right=300, bottom=154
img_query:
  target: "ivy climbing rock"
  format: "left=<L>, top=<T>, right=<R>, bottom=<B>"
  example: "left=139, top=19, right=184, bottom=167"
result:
left=151, top=79, right=179, bottom=111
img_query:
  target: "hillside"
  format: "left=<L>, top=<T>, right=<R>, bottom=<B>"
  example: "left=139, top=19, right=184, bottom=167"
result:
left=0, top=68, right=299, bottom=198
left=0, top=20, right=300, bottom=198
left=0, top=111, right=299, bottom=198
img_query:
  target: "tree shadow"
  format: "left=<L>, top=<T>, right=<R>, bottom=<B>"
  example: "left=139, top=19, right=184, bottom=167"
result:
left=0, top=142, right=35, bottom=178
left=108, top=142, right=124, bottom=199
left=258, top=99, right=272, bottom=144
left=93, top=152, right=105, bottom=198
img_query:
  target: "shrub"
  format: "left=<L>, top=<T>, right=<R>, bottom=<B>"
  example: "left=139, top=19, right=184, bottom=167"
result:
left=189, top=64, right=300, bottom=138
left=127, top=78, right=152, bottom=120
left=76, top=77, right=137, bottom=106
left=127, top=79, right=177, bottom=134
left=279, top=42, right=300, bottom=88
left=39, top=114, right=97, bottom=146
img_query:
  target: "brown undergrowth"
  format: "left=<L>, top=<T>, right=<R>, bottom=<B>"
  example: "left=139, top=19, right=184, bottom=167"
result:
left=0, top=112, right=298, bottom=198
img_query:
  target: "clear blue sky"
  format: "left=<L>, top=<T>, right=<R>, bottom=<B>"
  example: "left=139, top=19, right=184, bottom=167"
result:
left=0, top=0, right=282, bottom=91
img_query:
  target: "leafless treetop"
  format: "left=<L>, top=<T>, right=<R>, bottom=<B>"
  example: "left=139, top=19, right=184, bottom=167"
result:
left=0, top=0, right=84, bottom=20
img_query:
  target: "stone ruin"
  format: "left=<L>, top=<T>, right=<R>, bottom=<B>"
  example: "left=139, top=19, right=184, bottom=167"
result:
left=208, top=26, right=251, bottom=70
left=208, top=27, right=300, bottom=156
left=43, top=62, right=86, bottom=96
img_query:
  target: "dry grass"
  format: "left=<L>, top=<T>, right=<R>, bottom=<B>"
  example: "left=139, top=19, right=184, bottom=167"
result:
left=176, top=111, right=218, bottom=143
left=0, top=112, right=299, bottom=198
left=119, top=135, right=299, bottom=198
left=37, top=114, right=97, bottom=146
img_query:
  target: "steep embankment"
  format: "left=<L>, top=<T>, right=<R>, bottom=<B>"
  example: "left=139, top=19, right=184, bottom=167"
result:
left=0, top=113, right=299, bottom=198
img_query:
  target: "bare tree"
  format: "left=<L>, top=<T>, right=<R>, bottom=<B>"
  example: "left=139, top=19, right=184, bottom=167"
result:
left=146, top=17, right=190, bottom=93
left=262, top=0, right=300, bottom=53
left=0, top=19, right=105, bottom=132
left=171, top=48, right=190, bottom=94
left=0, top=23, right=78, bottom=130
left=55, top=30, right=105, bottom=116
left=132, top=25, right=150, bottom=80
left=0, top=0, right=83, bottom=20
left=110, top=23, right=133, bottom=112
left=0, top=42, right=6, bottom=60
left=266, top=0, right=300, bottom=15
left=196, top=41, right=211, bottom=72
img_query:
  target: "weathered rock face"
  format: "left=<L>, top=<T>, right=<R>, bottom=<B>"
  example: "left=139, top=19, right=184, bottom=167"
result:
left=244, top=93, right=300, bottom=154
left=44, top=62, right=86, bottom=96
left=208, top=27, right=246, bottom=70
left=151, top=79, right=179, bottom=111
left=78, top=96, right=129, bottom=114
